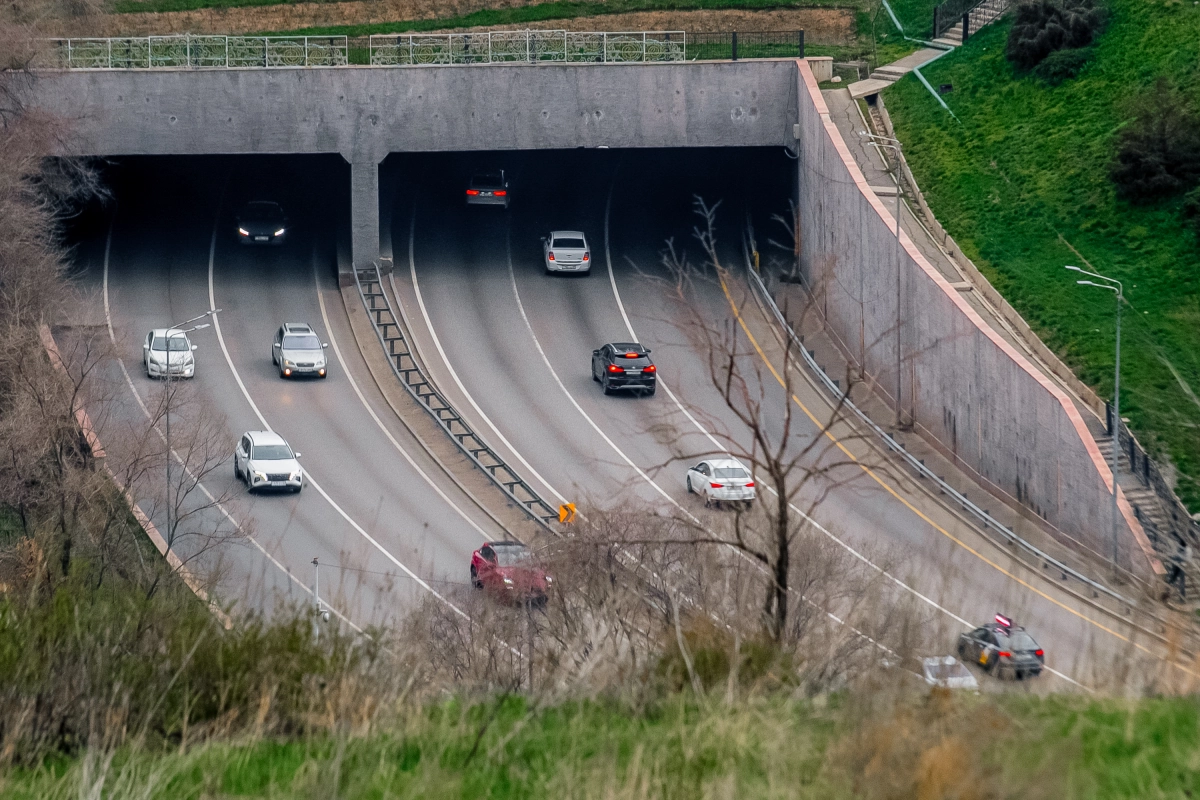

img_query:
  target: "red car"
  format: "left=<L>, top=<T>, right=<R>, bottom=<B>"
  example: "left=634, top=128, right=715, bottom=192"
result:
left=470, top=541, right=550, bottom=603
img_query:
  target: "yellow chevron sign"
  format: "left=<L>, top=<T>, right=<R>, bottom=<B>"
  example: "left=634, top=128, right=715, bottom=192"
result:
left=558, top=503, right=576, bottom=524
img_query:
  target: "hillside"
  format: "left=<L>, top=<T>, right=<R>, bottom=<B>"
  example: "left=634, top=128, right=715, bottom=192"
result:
left=885, top=0, right=1200, bottom=510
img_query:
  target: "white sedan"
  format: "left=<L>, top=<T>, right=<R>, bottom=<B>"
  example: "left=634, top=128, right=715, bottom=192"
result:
left=685, top=458, right=756, bottom=507
left=143, top=328, right=196, bottom=379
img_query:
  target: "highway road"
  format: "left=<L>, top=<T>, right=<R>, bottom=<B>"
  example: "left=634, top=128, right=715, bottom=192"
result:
left=71, top=150, right=1189, bottom=694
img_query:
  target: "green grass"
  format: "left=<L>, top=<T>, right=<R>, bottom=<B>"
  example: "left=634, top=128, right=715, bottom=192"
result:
left=884, top=2, right=1200, bottom=510
left=8, top=693, right=1200, bottom=797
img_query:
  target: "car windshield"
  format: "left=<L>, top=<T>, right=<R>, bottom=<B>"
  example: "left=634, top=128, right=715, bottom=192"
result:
left=552, top=238, right=586, bottom=249
left=242, top=202, right=282, bottom=220
left=252, top=444, right=293, bottom=460
left=493, top=545, right=531, bottom=567
left=714, top=467, right=749, bottom=479
left=152, top=336, right=190, bottom=352
left=1007, top=632, right=1039, bottom=651
left=283, top=335, right=321, bottom=350
left=471, top=173, right=503, bottom=187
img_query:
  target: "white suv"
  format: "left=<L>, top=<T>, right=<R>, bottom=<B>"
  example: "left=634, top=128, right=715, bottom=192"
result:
left=234, top=430, right=304, bottom=493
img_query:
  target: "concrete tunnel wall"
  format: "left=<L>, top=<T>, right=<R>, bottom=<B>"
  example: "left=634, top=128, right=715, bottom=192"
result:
left=791, top=59, right=1160, bottom=578
left=31, top=60, right=797, bottom=271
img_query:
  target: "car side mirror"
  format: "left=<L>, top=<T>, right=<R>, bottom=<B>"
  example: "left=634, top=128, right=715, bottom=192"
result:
left=191, top=344, right=198, bottom=351
left=273, top=342, right=281, bottom=348
left=592, top=349, right=599, bottom=356
left=294, top=452, right=302, bottom=458
left=143, top=343, right=149, bottom=350
left=644, top=348, right=652, bottom=354
left=322, top=343, right=329, bottom=349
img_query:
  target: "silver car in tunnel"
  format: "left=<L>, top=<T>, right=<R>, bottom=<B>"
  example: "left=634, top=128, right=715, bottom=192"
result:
left=543, top=231, right=591, bottom=275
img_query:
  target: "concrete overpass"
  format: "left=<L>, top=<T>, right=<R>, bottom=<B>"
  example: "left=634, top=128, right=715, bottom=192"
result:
left=32, top=60, right=796, bottom=274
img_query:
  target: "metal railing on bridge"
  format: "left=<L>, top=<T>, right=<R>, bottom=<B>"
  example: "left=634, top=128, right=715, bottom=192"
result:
left=46, top=35, right=348, bottom=69
left=43, top=29, right=805, bottom=69
left=368, top=30, right=684, bottom=65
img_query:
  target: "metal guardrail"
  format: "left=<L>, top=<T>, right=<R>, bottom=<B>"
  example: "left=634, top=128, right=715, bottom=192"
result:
left=353, top=263, right=558, bottom=529
left=44, top=29, right=806, bottom=69
left=746, top=266, right=1133, bottom=608
left=46, top=35, right=348, bottom=68
left=369, top=30, right=684, bottom=65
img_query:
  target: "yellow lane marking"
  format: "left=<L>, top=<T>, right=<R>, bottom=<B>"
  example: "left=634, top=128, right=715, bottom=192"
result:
left=719, top=274, right=1191, bottom=675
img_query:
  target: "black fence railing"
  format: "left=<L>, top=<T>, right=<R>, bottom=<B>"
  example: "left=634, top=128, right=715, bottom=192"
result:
left=933, top=0, right=984, bottom=37
left=685, top=30, right=804, bottom=61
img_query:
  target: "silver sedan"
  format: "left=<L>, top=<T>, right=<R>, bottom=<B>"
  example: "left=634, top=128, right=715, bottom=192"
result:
left=542, top=231, right=591, bottom=275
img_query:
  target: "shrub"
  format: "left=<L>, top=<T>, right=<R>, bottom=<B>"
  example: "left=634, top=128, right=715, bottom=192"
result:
left=1033, top=45, right=1094, bottom=84
left=1006, top=0, right=1107, bottom=71
left=1182, top=186, right=1200, bottom=238
left=1109, top=78, right=1200, bottom=202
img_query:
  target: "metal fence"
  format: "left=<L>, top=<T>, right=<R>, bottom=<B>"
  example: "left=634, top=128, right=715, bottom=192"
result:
left=685, top=30, right=804, bottom=61
left=932, top=0, right=986, bottom=37
left=44, top=29, right=805, bottom=69
left=46, top=35, right=348, bottom=68
left=368, top=30, right=685, bottom=65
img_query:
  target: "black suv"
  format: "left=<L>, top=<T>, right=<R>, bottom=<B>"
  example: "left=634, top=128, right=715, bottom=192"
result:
left=591, top=342, right=656, bottom=396
left=957, top=614, right=1044, bottom=680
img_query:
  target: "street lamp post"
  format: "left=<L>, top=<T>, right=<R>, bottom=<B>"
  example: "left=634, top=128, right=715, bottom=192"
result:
left=162, top=309, right=219, bottom=553
left=863, top=132, right=906, bottom=427
left=1066, top=265, right=1123, bottom=571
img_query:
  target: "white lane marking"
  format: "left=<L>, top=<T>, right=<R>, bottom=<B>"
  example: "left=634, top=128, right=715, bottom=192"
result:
left=504, top=227, right=694, bottom=520
left=310, top=256, right=492, bottom=542
left=205, top=209, right=467, bottom=619
left=599, top=188, right=1089, bottom=691
left=406, top=209, right=568, bottom=505
left=101, top=214, right=363, bottom=634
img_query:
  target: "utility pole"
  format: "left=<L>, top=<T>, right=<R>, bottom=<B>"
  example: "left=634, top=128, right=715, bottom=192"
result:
left=1066, top=265, right=1124, bottom=572
left=862, top=131, right=906, bottom=427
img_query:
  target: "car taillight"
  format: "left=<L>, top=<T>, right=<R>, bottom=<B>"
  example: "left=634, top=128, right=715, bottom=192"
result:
left=583, top=252, right=590, bottom=261
left=643, top=364, right=656, bottom=374
left=625, top=352, right=639, bottom=358
left=1034, top=649, right=1044, bottom=657
left=466, top=189, right=480, bottom=196
left=998, top=651, right=1011, bottom=659
left=745, top=481, right=755, bottom=487
left=548, top=252, right=555, bottom=261
left=710, top=482, right=723, bottom=488
left=494, top=190, right=507, bottom=196
left=607, top=364, right=624, bottom=373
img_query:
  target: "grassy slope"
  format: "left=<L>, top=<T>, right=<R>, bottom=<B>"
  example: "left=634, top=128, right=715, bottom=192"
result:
left=8, top=694, right=1200, bottom=797
left=885, top=4, right=1200, bottom=510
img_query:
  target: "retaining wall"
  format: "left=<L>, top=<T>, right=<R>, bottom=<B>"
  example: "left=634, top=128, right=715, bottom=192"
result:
left=792, top=59, right=1160, bottom=577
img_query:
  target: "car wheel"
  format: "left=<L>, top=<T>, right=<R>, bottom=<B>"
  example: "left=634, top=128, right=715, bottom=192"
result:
left=686, top=475, right=693, bottom=494
left=956, top=640, right=967, bottom=659
left=471, top=566, right=482, bottom=590
left=646, top=385, right=656, bottom=397
left=703, top=493, right=711, bottom=508
left=602, top=379, right=613, bottom=396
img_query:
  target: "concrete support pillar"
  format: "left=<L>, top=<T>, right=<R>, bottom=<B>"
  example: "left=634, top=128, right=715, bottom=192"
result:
left=349, top=157, right=381, bottom=276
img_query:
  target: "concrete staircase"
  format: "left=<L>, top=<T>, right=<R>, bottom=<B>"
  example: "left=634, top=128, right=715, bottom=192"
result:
left=932, top=0, right=1011, bottom=48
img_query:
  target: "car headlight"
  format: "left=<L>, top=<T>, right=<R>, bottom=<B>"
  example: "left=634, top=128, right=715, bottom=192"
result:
left=289, top=471, right=300, bottom=482
left=545, top=576, right=553, bottom=585
left=238, top=227, right=250, bottom=236
left=282, top=359, right=292, bottom=367
left=274, top=228, right=285, bottom=237
left=503, top=577, right=513, bottom=585
left=252, top=471, right=266, bottom=483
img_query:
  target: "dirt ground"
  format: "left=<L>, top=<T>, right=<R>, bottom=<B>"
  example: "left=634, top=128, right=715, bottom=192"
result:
left=66, top=5, right=854, bottom=44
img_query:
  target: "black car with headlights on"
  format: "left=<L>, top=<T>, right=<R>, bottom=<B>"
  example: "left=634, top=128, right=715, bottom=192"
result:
left=591, top=342, right=656, bottom=396
left=236, top=201, right=288, bottom=245
left=956, top=613, right=1044, bottom=680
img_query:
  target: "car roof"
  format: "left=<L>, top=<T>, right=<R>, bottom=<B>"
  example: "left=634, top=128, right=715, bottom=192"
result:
left=245, top=430, right=288, bottom=446
left=607, top=342, right=646, bottom=352
left=149, top=328, right=189, bottom=338
left=282, top=323, right=315, bottom=334
left=485, top=540, right=527, bottom=549
left=550, top=230, right=586, bottom=239
left=706, top=458, right=748, bottom=470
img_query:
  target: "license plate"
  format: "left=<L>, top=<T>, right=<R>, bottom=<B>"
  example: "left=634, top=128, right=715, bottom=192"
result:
left=254, top=236, right=269, bottom=241
left=270, top=481, right=287, bottom=487
left=626, top=369, right=641, bottom=375
left=481, top=191, right=492, bottom=196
